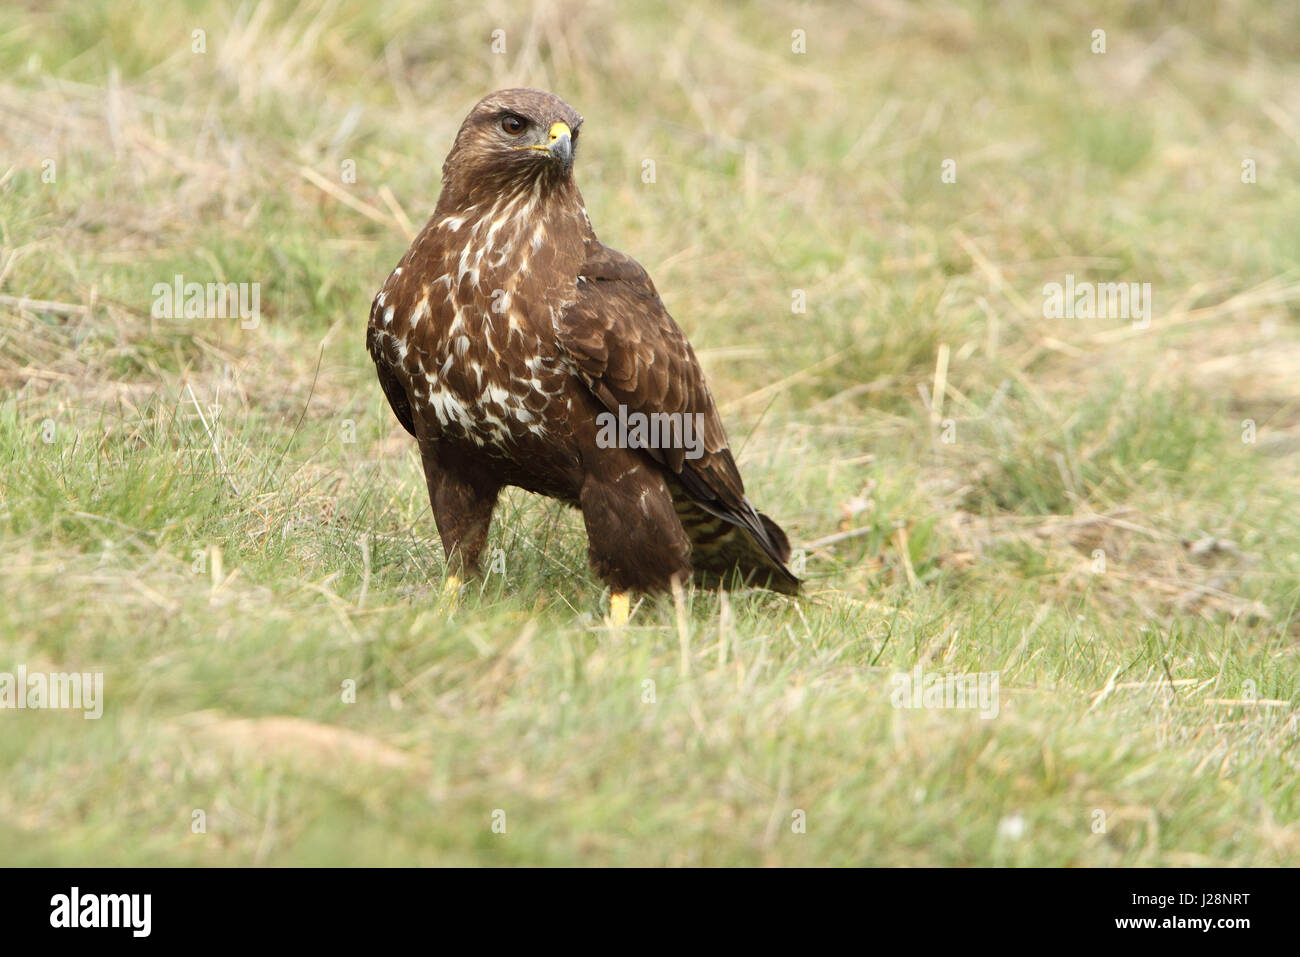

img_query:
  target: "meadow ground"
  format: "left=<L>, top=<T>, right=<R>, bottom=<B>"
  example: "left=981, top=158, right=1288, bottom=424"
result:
left=0, top=0, right=1297, bottom=866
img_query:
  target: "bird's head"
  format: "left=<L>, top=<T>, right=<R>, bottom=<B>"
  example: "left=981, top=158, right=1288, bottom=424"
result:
left=440, top=89, right=584, bottom=203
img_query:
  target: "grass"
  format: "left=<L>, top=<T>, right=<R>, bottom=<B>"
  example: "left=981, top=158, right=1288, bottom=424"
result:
left=0, top=0, right=1298, bottom=866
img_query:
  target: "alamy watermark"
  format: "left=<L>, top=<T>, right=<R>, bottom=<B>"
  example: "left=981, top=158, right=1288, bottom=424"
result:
left=890, top=665, right=1000, bottom=719
left=151, top=274, right=260, bottom=328
left=0, top=666, right=103, bottom=719
left=50, top=887, right=150, bottom=937
left=1043, top=274, right=1151, bottom=329
left=595, top=406, right=707, bottom=460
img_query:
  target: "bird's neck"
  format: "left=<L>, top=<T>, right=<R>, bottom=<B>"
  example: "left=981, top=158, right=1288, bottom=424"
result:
left=407, top=178, right=593, bottom=303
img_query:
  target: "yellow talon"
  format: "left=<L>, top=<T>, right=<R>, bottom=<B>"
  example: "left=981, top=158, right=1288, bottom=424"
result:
left=608, top=591, right=630, bottom=627
left=442, top=574, right=463, bottom=605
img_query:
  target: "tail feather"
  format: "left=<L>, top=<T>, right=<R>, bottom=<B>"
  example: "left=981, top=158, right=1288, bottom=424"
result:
left=673, top=488, right=800, bottom=594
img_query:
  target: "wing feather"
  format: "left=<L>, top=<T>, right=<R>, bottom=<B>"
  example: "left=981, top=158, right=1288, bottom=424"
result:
left=558, top=242, right=796, bottom=589
left=367, top=306, right=417, bottom=438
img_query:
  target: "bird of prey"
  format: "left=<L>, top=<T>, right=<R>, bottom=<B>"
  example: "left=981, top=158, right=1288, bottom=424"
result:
left=367, top=88, right=798, bottom=623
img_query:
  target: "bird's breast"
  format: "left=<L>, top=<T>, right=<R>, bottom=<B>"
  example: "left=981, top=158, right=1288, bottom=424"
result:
left=370, top=190, right=589, bottom=457
left=371, top=264, right=571, bottom=454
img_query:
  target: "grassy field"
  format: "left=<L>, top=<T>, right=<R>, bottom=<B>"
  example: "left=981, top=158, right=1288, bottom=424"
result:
left=1, top=0, right=1298, bottom=866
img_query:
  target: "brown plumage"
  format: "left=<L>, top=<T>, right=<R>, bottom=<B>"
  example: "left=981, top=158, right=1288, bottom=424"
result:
left=367, top=89, right=798, bottom=603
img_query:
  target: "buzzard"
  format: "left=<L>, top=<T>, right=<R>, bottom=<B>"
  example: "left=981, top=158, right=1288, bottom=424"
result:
left=368, top=89, right=798, bottom=623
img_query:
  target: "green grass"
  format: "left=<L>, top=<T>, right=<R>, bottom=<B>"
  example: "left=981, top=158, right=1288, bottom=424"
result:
left=1, top=0, right=1298, bottom=866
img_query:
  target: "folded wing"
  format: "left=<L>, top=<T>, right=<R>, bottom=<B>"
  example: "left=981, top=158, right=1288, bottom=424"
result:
left=557, top=241, right=798, bottom=593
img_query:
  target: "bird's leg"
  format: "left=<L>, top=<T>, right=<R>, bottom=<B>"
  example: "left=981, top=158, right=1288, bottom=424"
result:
left=579, top=462, right=692, bottom=608
left=421, top=443, right=499, bottom=603
left=607, top=591, right=631, bottom=627
left=442, top=573, right=465, bottom=606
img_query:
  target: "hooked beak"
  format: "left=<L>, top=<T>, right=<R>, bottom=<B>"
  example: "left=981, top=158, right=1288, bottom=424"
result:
left=514, top=121, right=576, bottom=175
left=546, top=121, right=573, bottom=174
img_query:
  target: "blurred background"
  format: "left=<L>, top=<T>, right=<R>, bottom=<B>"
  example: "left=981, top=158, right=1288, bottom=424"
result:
left=0, top=1, right=1297, bottom=865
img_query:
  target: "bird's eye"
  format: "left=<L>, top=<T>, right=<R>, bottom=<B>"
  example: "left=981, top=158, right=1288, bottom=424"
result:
left=501, top=115, right=526, bottom=135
